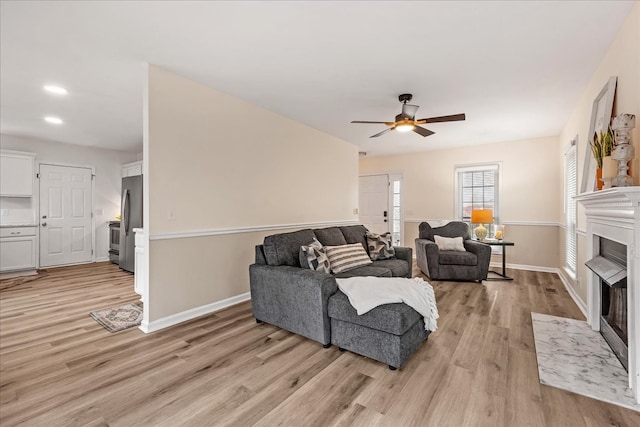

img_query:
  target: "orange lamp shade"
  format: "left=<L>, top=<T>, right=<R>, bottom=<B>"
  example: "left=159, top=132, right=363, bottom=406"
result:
left=471, top=209, right=493, bottom=224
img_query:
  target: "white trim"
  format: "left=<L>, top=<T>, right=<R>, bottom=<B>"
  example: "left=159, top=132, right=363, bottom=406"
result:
left=139, top=292, right=251, bottom=333
left=557, top=267, right=588, bottom=318
left=405, top=218, right=561, bottom=227
left=577, top=228, right=587, bottom=236
left=501, top=221, right=561, bottom=227
left=489, top=261, right=557, bottom=273
left=149, top=220, right=359, bottom=241
left=95, top=257, right=109, bottom=263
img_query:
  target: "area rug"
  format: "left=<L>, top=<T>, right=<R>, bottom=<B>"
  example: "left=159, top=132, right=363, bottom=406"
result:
left=531, top=312, right=639, bottom=412
left=89, top=303, right=142, bottom=333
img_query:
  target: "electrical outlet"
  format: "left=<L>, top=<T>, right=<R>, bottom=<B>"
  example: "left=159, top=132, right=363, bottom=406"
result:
left=96, top=208, right=104, bottom=216
left=0, top=209, right=8, bottom=216
left=353, top=208, right=359, bottom=215
left=168, top=208, right=176, bottom=221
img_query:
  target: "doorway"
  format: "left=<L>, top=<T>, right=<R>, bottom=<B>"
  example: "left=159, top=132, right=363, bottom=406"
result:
left=39, top=164, right=94, bottom=267
left=359, top=173, right=403, bottom=245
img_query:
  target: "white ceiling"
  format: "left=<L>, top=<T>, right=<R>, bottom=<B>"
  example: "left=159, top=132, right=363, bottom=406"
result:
left=0, top=1, right=635, bottom=156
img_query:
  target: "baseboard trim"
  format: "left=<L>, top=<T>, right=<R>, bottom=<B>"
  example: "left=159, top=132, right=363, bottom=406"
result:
left=489, top=261, right=557, bottom=273
left=557, top=268, right=588, bottom=318
left=95, top=257, right=109, bottom=263
left=149, top=220, right=359, bottom=241
left=139, top=292, right=251, bottom=333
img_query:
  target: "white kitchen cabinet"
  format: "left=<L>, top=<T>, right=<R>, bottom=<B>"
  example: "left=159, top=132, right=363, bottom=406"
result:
left=134, top=228, right=145, bottom=302
left=122, top=161, right=142, bottom=177
left=0, top=226, right=37, bottom=272
left=0, top=151, right=35, bottom=197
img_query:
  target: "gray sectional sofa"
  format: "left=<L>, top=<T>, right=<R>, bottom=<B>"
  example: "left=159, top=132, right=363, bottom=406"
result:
left=249, top=225, right=431, bottom=369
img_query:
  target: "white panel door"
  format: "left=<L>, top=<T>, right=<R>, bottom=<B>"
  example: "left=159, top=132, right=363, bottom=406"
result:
left=359, top=174, right=389, bottom=235
left=39, top=164, right=93, bottom=267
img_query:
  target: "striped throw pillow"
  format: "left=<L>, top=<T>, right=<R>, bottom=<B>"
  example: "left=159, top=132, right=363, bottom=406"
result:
left=325, top=243, right=372, bottom=274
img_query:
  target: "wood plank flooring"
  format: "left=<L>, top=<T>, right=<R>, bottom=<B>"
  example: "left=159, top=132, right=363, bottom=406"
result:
left=1, top=262, right=639, bottom=426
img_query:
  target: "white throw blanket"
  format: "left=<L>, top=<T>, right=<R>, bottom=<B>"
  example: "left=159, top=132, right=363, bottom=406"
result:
left=336, top=276, right=439, bottom=331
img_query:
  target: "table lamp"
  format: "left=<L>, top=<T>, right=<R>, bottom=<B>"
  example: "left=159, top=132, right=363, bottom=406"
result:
left=471, top=209, right=493, bottom=241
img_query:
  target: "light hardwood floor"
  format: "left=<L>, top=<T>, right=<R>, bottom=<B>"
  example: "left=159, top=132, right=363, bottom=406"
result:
left=1, top=262, right=639, bottom=426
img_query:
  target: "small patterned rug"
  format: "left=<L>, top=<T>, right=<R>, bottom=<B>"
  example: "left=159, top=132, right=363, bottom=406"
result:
left=90, top=303, right=142, bottom=333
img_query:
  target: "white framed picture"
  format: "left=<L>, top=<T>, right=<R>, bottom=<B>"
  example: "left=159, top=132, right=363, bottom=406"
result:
left=580, top=76, right=617, bottom=193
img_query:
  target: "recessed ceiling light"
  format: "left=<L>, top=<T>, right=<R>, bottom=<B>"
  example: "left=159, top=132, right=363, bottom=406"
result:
left=44, top=116, right=63, bottom=125
left=43, top=85, right=68, bottom=95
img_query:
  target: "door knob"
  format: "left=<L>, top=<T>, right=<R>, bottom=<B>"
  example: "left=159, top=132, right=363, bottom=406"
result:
left=41, top=222, right=47, bottom=227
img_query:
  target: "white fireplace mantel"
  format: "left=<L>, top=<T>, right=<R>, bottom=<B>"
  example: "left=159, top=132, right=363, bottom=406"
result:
left=575, top=187, right=640, bottom=404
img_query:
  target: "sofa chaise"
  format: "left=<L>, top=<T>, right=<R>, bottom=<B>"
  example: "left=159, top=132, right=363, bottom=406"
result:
left=249, top=225, right=431, bottom=369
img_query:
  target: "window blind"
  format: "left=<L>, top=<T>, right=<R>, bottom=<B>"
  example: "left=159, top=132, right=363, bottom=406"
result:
left=456, top=165, right=499, bottom=223
left=565, top=145, right=577, bottom=273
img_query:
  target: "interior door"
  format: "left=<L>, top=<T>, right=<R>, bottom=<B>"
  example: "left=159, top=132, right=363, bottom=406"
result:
left=39, top=164, right=93, bottom=267
left=359, top=174, right=389, bottom=235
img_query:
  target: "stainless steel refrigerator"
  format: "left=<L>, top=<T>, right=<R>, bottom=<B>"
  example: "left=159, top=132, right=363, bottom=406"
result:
left=119, top=175, right=143, bottom=273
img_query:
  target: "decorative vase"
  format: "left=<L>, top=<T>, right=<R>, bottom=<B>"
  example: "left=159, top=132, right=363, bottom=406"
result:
left=611, top=113, right=636, bottom=187
left=596, top=168, right=603, bottom=190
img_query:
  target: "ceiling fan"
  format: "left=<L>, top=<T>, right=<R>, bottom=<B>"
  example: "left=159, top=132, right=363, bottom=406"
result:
left=351, top=94, right=465, bottom=138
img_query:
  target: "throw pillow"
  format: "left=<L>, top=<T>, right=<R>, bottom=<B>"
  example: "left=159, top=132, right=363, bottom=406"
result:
left=434, top=235, right=466, bottom=252
left=300, top=238, right=330, bottom=273
left=366, top=232, right=396, bottom=261
left=325, top=243, right=372, bottom=274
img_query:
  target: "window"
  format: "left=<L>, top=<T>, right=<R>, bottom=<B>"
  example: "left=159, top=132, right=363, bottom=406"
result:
left=391, top=180, right=401, bottom=246
left=455, top=164, right=500, bottom=234
left=565, top=141, right=577, bottom=274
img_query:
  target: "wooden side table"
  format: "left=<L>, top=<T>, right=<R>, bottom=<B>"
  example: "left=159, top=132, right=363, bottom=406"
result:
left=483, top=240, right=515, bottom=281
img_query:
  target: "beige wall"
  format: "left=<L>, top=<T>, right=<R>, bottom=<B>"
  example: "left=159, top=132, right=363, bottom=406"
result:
left=360, top=136, right=561, bottom=269
left=146, top=66, right=359, bottom=322
left=558, top=3, right=639, bottom=304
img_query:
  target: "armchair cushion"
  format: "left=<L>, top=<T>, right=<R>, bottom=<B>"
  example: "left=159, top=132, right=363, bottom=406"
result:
left=439, top=251, right=477, bottom=266
left=434, top=235, right=466, bottom=252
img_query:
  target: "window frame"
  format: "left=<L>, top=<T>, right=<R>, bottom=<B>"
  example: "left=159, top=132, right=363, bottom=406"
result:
left=454, top=163, right=501, bottom=230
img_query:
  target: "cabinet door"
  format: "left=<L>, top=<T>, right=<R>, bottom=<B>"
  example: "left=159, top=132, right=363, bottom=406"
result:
left=122, top=161, right=142, bottom=177
left=0, top=154, right=34, bottom=196
left=0, top=237, right=37, bottom=271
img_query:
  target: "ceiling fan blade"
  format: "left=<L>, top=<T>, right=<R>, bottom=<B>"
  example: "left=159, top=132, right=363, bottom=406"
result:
left=401, top=104, right=419, bottom=119
left=370, top=128, right=394, bottom=138
left=417, top=113, right=466, bottom=123
left=413, top=126, right=435, bottom=137
left=351, top=120, right=389, bottom=124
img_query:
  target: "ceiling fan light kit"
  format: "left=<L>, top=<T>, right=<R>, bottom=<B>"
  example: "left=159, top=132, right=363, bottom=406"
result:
left=351, top=93, right=465, bottom=138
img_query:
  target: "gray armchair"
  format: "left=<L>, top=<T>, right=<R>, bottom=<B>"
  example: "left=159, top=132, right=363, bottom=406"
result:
left=415, top=221, right=491, bottom=282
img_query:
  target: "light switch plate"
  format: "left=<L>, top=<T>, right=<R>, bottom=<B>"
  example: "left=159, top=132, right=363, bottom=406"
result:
left=0, top=209, right=8, bottom=216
